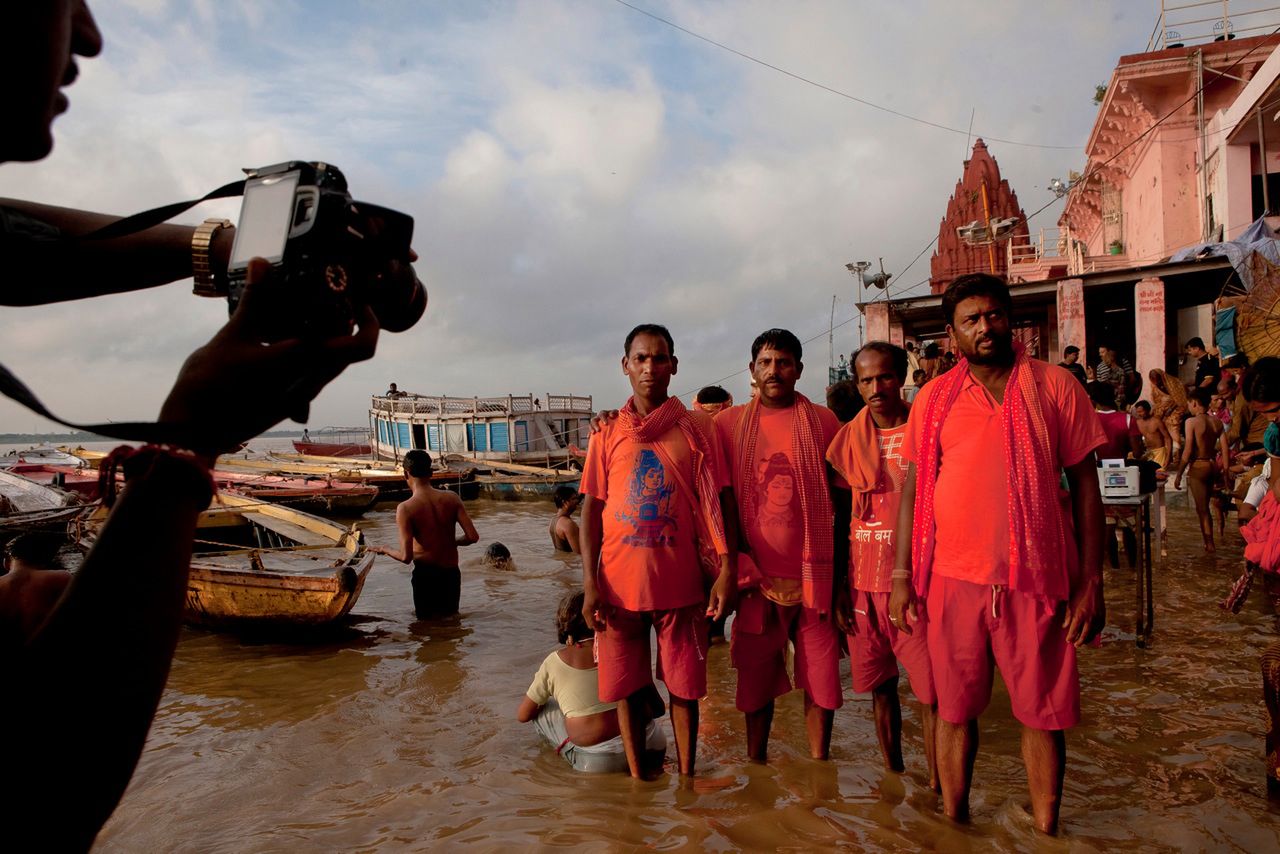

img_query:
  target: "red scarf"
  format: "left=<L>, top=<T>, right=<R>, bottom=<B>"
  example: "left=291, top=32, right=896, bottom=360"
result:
left=1242, top=492, right=1280, bottom=573
left=911, top=342, right=1070, bottom=602
left=826, top=404, right=908, bottom=522
left=733, top=394, right=834, bottom=613
left=617, top=396, right=727, bottom=558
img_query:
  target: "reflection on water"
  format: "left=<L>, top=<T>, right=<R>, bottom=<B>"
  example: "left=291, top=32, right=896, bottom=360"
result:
left=96, top=499, right=1280, bottom=851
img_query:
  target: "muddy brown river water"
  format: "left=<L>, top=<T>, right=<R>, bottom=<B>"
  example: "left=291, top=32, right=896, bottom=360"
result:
left=92, top=496, right=1280, bottom=852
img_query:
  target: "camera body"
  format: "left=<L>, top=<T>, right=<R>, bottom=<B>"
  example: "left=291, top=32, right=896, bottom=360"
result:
left=225, top=161, right=421, bottom=340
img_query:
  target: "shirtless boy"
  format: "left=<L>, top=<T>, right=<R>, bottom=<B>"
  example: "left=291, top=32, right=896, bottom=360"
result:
left=550, top=485, right=582, bottom=554
left=1134, top=400, right=1173, bottom=469
left=0, top=532, right=72, bottom=647
left=1173, top=388, right=1228, bottom=552
left=371, top=450, right=479, bottom=617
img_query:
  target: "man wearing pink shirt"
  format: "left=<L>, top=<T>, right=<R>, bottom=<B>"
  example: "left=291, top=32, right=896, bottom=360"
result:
left=890, top=274, right=1106, bottom=835
left=714, top=328, right=844, bottom=762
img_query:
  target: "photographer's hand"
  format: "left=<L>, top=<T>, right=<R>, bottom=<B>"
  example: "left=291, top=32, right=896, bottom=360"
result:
left=157, top=257, right=379, bottom=454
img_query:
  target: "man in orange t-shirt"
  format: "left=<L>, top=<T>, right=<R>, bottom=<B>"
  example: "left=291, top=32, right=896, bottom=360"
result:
left=714, top=328, right=846, bottom=762
left=826, top=342, right=937, bottom=789
left=890, top=274, right=1105, bottom=836
left=580, top=324, right=734, bottom=779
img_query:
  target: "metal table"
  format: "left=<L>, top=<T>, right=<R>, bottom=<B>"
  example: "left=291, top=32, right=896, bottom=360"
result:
left=1102, top=486, right=1163, bottom=647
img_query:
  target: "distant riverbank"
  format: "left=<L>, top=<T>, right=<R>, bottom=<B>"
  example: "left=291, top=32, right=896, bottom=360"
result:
left=0, top=429, right=305, bottom=445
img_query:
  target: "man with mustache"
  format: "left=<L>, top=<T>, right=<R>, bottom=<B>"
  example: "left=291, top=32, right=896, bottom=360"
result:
left=890, top=274, right=1106, bottom=835
left=827, top=342, right=937, bottom=788
left=713, top=328, right=846, bottom=762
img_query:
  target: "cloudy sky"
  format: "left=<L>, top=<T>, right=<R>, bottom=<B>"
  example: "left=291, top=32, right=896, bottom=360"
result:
left=0, top=0, right=1151, bottom=433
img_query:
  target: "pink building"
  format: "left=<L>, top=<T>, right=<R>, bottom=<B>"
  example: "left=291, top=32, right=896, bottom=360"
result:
left=870, top=9, right=1280, bottom=387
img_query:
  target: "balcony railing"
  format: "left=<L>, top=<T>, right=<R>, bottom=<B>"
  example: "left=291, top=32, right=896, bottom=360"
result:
left=1005, top=227, right=1090, bottom=279
left=370, top=393, right=594, bottom=416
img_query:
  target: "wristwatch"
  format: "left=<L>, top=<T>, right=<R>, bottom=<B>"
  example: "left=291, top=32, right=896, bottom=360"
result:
left=191, top=217, right=233, bottom=297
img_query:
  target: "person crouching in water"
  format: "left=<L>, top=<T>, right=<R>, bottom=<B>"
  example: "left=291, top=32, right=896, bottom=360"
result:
left=517, top=591, right=667, bottom=773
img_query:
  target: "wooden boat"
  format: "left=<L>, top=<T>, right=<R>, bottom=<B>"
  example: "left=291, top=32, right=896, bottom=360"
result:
left=82, top=492, right=374, bottom=632
left=211, top=469, right=379, bottom=516
left=471, top=460, right=580, bottom=501
left=218, top=454, right=480, bottom=501
left=0, top=468, right=86, bottom=542
left=293, top=426, right=372, bottom=458
left=0, top=447, right=86, bottom=470
left=6, top=463, right=101, bottom=500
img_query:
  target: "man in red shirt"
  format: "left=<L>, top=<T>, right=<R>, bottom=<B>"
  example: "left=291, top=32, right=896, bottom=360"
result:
left=1087, top=381, right=1143, bottom=461
left=714, top=329, right=845, bottom=762
left=890, top=274, right=1106, bottom=835
left=827, top=342, right=937, bottom=788
left=580, top=324, right=735, bottom=778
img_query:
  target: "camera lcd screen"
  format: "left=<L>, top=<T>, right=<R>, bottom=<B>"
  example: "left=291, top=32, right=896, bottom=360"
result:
left=229, top=171, right=301, bottom=267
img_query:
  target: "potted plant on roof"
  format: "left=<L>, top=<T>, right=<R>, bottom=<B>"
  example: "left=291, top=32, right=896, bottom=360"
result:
left=1108, top=239, right=1123, bottom=255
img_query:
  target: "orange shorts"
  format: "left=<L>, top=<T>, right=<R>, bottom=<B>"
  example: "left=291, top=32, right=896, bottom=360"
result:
left=848, top=590, right=935, bottom=704
left=594, top=602, right=707, bottom=703
left=926, top=575, right=1079, bottom=730
left=730, top=588, right=843, bottom=713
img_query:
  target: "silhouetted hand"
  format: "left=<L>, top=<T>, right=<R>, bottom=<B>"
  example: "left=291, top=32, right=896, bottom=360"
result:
left=158, top=257, right=379, bottom=455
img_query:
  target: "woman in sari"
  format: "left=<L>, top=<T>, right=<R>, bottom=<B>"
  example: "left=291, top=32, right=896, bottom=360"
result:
left=1149, top=368, right=1189, bottom=457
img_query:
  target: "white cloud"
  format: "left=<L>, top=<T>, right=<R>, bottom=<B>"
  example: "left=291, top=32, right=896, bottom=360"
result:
left=1, top=0, right=1146, bottom=433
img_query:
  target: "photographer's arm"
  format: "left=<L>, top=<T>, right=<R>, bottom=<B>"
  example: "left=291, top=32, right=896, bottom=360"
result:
left=0, top=198, right=233, bottom=305
left=0, top=258, right=379, bottom=849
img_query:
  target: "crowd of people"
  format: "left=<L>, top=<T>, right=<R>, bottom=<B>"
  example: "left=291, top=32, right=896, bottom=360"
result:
left=508, top=275, right=1280, bottom=830
left=513, top=275, right=1111, bottom=835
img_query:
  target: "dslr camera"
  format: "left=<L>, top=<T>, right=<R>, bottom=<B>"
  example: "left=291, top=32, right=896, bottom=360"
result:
left=220, top=161, right=425, bottom=340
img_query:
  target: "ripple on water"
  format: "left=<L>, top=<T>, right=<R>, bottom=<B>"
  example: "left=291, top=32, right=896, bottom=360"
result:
left=91, top=500, right=1280, bottom=851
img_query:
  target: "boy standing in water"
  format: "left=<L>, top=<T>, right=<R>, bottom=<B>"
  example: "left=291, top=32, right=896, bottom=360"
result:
left=580, top=324, right=734, bottom=778
left=371, top=450, right=480, bottom=617
left=1173, top=388, right=1228, bottom=553
left=550, top=485, right=582, bottom=554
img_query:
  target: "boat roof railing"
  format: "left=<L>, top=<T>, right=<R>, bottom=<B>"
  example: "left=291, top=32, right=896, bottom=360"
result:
left=370, top=393, right=594, bottom=416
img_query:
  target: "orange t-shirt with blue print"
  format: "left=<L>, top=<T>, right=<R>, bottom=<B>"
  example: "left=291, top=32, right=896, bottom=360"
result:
left=581, top=412, right=724, bottom=612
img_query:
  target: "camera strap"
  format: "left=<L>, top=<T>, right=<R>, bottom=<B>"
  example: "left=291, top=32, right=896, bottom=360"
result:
left=1, top=179, right=249, bottom=446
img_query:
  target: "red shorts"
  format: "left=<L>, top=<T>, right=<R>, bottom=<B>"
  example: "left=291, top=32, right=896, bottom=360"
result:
left=730, top=588, right=843, bottom=713
left=848, top=590, right=936, bottom=704
left=926, top=575, right=1079, bottom=730
left=594, top=603, right=708, bottom=702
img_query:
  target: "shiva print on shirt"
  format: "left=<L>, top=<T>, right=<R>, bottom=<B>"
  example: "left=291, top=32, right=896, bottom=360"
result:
left=617, top=449, right=678, bottom=547
left=755, top=451, right=800, bottom=553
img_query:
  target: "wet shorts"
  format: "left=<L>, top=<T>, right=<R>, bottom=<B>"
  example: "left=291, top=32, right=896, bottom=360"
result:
left=848, top=590, right=935, bottom=704
left=411, top=561, right=461, bottom=618
left=594, top=602, right=708, bottom=703
left=730, top=588, right=843, bottom=713
left=926, top=575, right=1079, bottom=730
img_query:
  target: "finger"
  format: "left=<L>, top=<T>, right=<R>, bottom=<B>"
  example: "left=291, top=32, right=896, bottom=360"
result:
left=223, top=257, right=274, bottom=335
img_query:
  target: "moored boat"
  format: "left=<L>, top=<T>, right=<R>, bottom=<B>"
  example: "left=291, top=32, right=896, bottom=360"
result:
left=6, top=463, right=101, bottom=500
left=81, top=492, right=374, bottom=632
left=218, top=454, right=479, bottom=501
left=470, top=460, right=581, bottom=501
left=0, top=468, right=86, bottom=542
left=211, top=469, right=380, bottom=516
left=293, top=426, right=372, bottom=458
left=368, top=391, right=594, bottom=466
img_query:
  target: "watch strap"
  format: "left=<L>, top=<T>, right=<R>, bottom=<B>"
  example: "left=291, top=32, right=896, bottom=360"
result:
left=192, top=217, right=232, bottom=296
